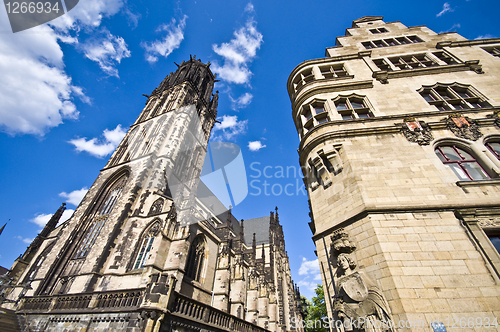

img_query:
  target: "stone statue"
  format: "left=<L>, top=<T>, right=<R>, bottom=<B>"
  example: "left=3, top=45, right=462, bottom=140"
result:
left=330, top=230, right=393, bottom=332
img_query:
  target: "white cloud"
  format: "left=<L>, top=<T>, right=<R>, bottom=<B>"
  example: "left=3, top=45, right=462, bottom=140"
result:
left=476, top=34, right=496, bottom=40
left=50, top=0, right=130, bottom=76
left=211, top=115, right=248, bottom=141
left=16, top=236, right=34, bottom=244
left=124, top=7, right=141, bottom=29
left=49, top=0, right=125, bottom=33
left=30, top=209, right=74, bottom=228
left=0, top=0, right=128, bottom=135
left=30, top=214, right=52, bottom=228
left=244, top=2, right=255, bottom=13
left=440, top=23, right=461, bottom=33
left=0, top=23, right=82, bottom=135
left=142, top=15, right=187, bottom=64
left=248, top=141, right=266, bottom=151
left=296, top=257, right=322, bottom=299
left=298, top=257, right=320, bottom=276
left=82, top=30, right=131, bottom=77
left=59, top=187, right=89, bottom=206
left=230, top=92, right=253, bottom=110
left=437, top=2, right=453, bottom=17
left=61, top=209, right=74, bottom=223
left=211, top=14, right=263, bottom=84
left=297, top=279, right=319, bottom=294
left=69, top=124, right=126, bottom=158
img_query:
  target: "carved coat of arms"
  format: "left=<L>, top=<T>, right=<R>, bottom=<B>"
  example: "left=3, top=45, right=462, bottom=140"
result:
left=445, top=113, right=482, bottom=141
left=401, top=117, right=433, bottom=145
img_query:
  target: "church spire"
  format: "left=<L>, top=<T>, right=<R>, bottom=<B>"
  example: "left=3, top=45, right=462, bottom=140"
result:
left=252, top=233, right=256, bottom=262
left=0, top=223, right=6, bottom=237
left=25, top=203, right=66, bottom=257
left=239, top=219, right=245, bottom=251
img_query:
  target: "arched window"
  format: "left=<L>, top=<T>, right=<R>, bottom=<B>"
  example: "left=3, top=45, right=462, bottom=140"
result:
left=333, top=94, right=373, bottom=120
left=185, top=236, right=206, bottom=281
left=23, top=243, right=54, bottom=283
left=148, top=198, right=164, bottom=216
left=292, top=67, right=314, bottom=92
left=300, top=100, right=329, bottom=134
left=486, top=141, right=500, bottom=160
left=75, top=174, right=128, bottom=258
left=133, top=222, right=160, bottom=269
left=419, top=83, right=491, bottom=111
left=109, top=127, right=139, bottom=166
left=435, top=145, right=489, bottom=181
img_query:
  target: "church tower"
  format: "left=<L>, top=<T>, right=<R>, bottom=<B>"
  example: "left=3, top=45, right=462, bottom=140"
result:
left=2, top=57, right=305, bottom=332
left=289, top=17, right=500, bottom=331
left=3, top=57, right=222, bottom=330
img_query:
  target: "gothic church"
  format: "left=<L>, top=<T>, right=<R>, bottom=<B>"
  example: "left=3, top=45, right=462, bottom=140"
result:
left=1, top=58, right=304, bottom=332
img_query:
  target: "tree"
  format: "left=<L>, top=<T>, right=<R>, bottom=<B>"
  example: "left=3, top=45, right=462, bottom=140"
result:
left=304, top=284, right=328, bottom=332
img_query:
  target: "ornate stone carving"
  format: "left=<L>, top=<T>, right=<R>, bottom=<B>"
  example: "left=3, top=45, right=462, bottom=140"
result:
left=487, top=110, right=500, bottom=129
left=148, top=198, right=164, bottom=216
left=444, top=113, right=482, bottom=141
left=330, top=229, right=394, bottom=331
left=401, top=117, right=433, bottom=145
left=306, top=145, right=343, bottom=190
left=372, top=71, right=389, bottom=84
left=478, top=218, right=500, bottom=228
left=465, top=60, right=484, bottom=74
left=149, top=222, right=161, bottom=236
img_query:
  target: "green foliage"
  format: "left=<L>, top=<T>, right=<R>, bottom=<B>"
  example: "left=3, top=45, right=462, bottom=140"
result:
left=304, top=284, right=328, bottom=332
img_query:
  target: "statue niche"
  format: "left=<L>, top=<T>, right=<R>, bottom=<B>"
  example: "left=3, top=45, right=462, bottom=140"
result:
left=330, top=230, right=393, bottom=332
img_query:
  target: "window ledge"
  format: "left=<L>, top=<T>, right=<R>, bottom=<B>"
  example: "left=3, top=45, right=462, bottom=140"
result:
left=456, top=179, right=500, bottom=187
left=373, top=63, right=476, bottom=83
left=295, top=74, right=354, bottom=95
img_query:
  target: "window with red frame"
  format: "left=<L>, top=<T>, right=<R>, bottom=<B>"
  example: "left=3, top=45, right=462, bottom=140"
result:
left=435, top=145, right=489, bottom=181
left=486, top=142, right=500, bottom=160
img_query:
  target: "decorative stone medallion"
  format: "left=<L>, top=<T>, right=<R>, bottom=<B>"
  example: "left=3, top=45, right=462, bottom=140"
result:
left=445, top=113, right=482, bottom=141
left=401, top=117, right=434, bottom=145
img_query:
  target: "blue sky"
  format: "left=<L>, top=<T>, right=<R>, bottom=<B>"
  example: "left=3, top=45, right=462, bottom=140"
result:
left=0, top=0, right=499, bottom=300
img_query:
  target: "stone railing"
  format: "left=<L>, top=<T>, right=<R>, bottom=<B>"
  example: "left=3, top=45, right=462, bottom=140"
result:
left=170, top=293, right=267, bottom=332
left=19, top=288, right=145, bottom=313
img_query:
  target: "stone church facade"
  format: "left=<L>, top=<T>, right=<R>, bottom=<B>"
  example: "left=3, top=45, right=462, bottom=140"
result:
left=288, top=16, right=500, bottom=331
left=1, top=58, right=304, bottom=332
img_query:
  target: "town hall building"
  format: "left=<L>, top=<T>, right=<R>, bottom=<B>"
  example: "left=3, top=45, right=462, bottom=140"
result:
left=288, top=16, right=500, bottom=331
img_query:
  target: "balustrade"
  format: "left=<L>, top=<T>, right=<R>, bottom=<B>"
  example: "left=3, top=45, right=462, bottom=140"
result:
left=19, top=289, right=144, bottom=312
left=171, top=293, right=267, bottom=332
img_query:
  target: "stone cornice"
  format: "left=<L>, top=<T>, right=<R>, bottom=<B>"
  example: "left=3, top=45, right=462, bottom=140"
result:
left=312, top=201, right=500, bottom=241
left=288, top=51, right=371, bottom=99
left=298, top=107, right=500, bottom=162
left=437, top=38, right=500, bottom=48
left=456, top=179, right=500, bottom=188
left=372, top=62, right=478, bottom=83
left=292, top=80, right=374, bottom=116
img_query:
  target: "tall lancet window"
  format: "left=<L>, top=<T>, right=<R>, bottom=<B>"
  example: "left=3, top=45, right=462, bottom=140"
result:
left=75, top=174, right=128, bottom=259
left=185, top=235, right=206, bottom=281
left=133, top=222, right=160, bottom=269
